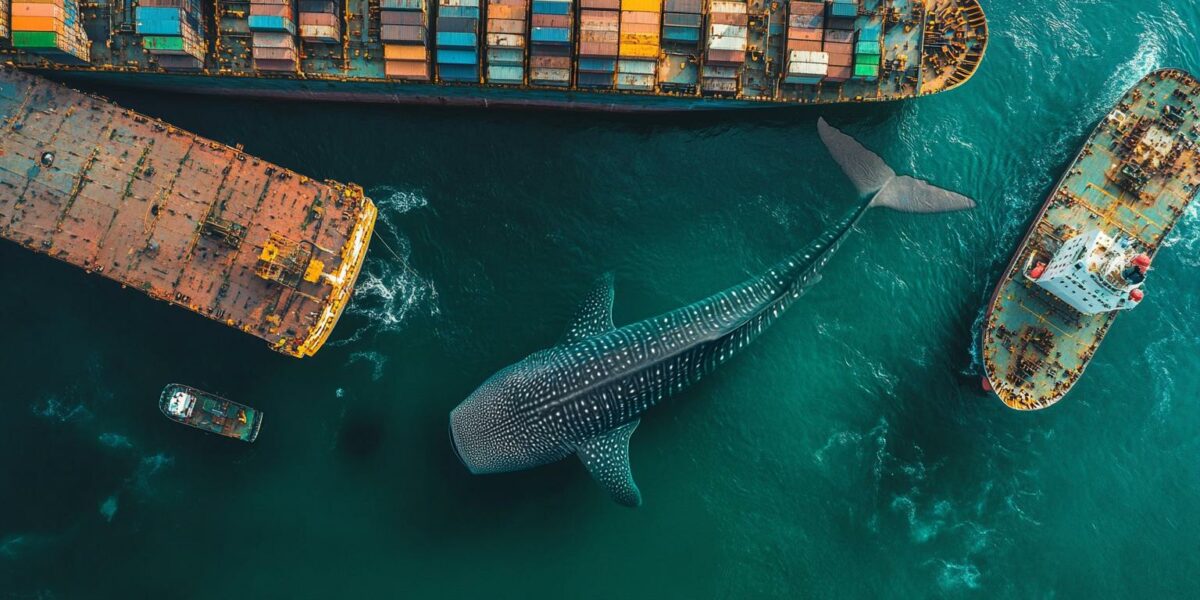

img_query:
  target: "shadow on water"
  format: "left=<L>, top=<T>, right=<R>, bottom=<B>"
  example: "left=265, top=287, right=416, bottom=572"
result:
left=336, top=412, right=385, bottom=461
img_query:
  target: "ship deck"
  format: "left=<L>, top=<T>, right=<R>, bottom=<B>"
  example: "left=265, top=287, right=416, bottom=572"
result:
left=2, top=0, right=986, bottom=109
left=0, top=66, right=376, bottom=357
left=982, top=69, right=1200, bottom=410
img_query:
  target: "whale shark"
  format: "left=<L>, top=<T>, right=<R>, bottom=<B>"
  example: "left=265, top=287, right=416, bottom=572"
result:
left=449, top=119, right=975, bottom=506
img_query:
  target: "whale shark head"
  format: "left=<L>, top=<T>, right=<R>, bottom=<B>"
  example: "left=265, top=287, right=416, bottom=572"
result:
left=449, top=354, right=558, bottom=475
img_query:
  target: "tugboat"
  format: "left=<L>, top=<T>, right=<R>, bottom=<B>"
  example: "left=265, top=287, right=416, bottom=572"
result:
left=981, top=69, right=1200, bottom=411
left=159, top=384, right=264, bottom=442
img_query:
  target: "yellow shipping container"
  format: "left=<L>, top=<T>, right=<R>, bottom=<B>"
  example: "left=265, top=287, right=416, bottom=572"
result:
left=619, top=43, right=659, bottom=57
left=620, top=33, right=660, bottom=45
left=384, top=44, right=427, bottom=61
left=620, top=0, right=661, bottom=11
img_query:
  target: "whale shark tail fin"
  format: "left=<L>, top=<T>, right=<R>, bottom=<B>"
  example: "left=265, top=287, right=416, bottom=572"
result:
left=817, top=118, right=975, bottom=213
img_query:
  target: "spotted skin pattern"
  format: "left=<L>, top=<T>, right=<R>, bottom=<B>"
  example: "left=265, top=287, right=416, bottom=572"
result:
left=449, top=198, right=874, bottom=506
left=449, top=119, right=975, bottom=506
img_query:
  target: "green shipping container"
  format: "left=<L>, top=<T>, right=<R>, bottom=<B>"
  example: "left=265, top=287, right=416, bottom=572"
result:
left=12, top=31, right=59, bottom=49
left=853, top=63, right=878, bottom=78
left=143, top=36, right=185, bottom=51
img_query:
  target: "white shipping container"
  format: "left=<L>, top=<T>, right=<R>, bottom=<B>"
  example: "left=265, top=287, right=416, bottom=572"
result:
left=788, top=50, right=828, bottom=64
left=709, top=1, right=747, bottom=14
left=486, top=33, right=525, bottom=47
left=300, top=24, right=340, bottom=40
left=787, top=61, right=827, bottom=76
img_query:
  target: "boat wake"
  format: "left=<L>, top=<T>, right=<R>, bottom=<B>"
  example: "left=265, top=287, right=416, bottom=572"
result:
left=811, top=418, right=1050, bottom=593
left=333, top=186, right=440, bottom=348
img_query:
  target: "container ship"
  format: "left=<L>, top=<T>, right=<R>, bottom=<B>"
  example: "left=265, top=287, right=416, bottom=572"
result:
left=0, top=66, right=377, bottom=357
left=0, top=0, right=986, bottom=111
left=981, top=69, right=1200, bottom=411
left=160, top=383, right=264, bottom=442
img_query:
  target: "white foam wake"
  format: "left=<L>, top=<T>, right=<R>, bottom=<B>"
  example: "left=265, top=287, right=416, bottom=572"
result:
left=333, top=186, right=440, bottom=347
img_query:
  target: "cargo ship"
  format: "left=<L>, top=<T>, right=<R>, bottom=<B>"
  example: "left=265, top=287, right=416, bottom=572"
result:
left=981, top=69, right=1200, bottom=411
left=160, top=383, right=263, bottom=442
left=0, top=0, right=986, bottom=111
left=0, top=66, right=377, bottom=357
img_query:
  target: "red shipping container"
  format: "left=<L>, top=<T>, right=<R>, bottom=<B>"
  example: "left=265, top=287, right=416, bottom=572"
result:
left=710, top=13, right=745, bottom=25
left=786, top=39, right=822, bottom=52
left=706, top=49, right=744, bottom=64
left=787, top=28, right=821, bottom=41
left=250, top=4, right=292, bottom=16
left=531, top=55, right=570, bottom=68
left=532, top=14, right=570, bottom=27
left=299, top=12, right=339, bottom=26
left=381, top=11, right=424, bottom=25
left=490, top=19, right=526, bottom=34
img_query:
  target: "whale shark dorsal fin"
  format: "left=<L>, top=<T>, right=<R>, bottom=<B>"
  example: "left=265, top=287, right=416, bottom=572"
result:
left=560, top=273, right=616, bottom=344
left=577, top=419, right=642, bottom=507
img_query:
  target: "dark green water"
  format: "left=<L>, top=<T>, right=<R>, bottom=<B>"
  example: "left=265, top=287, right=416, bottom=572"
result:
left=3, top=1, right=1200, bottom=597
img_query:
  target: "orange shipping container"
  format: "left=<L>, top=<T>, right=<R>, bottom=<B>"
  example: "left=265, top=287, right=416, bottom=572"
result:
left=384, top=44, right=427, bottom=60
left=11, top=3, right=63, bottom=17
left=386, top=60, right=430, bottom=79
left=11, top=16, right=64, bottom=32
left=620, top=11, right=659, bottom=24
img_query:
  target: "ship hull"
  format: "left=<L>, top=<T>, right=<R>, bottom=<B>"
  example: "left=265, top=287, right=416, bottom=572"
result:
left=32, top=68, right=804, bottom=112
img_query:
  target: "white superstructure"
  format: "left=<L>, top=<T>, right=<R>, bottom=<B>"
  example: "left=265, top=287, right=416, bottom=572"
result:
left=1026, top=229, right=1148, bottom=315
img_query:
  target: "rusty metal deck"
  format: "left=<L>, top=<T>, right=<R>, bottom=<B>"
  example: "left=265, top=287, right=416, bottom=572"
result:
left=0, top=66, right=376, bottom=357
left=982, top=69, right=1200, bottom=410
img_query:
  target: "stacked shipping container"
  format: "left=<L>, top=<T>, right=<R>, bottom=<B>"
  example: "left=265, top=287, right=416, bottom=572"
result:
left=658, top=0, right=700, bottom=90
left=299, top=0, right=340, bottom=44
left=248, top=0, right=299, bottom=72
left=436, top=0, right=480, bottom=82
left=577, top=0, right=618, bottom=88
left=9, top=0, right=90, bottom=64
left=1, top=0, right=9, bottom=40
left=135, top=0, right=205, bottom=69
left=529, top=0, right=572, bottom=86
left=381, top=0, right=430, bottom=80
left=829, top=0, right=856, bottom=19
left=485, top=0, right=527, bottom=84
left=783, top=1, right=824, bottom=85
left=822, top=1, right=854, bottom=82
left=616, top=0, right=659, bottom=91
left=702, top=0, right=746, bottom=94
left=853, top=22, right=880, bottom=80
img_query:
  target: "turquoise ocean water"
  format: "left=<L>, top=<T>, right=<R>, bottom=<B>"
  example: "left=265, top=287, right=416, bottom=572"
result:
left=3, top=1, right=1200, bottom=597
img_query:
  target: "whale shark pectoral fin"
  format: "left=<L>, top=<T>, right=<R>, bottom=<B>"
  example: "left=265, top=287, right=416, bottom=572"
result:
left=577, top=419, right=642, bottom=507
left=560, top=272, right=616, bottom=344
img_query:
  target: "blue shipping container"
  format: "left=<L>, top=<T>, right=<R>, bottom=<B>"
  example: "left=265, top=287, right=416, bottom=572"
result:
left=663, top=26, right=700, bottom=42
left=487, top=65, right=523, bottom=81
left=437, top=49, right=479, bottom=65
left=436, top=31, right=477, bottom=47
left=531, top=0, right=571, bottom=15
left=830, top=2, right=856, bottom=18
left=578, top=58, right=616, bottom=71
left=438, top=6, right=480, bottom=18
left=530, top=27, right=570, bottom=44
left=439, top=64, right=479, bottom=80
left=248, top=15, right=296, bottom=33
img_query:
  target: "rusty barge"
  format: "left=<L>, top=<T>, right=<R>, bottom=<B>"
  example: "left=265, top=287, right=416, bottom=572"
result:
left=0, top=66, right=376, bottom=357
